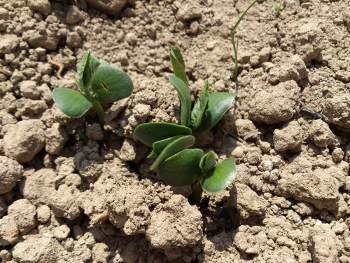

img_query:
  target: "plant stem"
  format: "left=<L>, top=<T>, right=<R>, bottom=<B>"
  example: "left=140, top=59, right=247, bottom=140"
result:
left=92, top=100, right=105, bottom=125
left=231, top=0, right=258, bottom=81
left=191, top=182, right=203, bottom=205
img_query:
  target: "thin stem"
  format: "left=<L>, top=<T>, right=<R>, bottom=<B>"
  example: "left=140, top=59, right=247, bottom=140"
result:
left=191, top=181, right=203, bottom=205
left=92, top=100, right=105, bottom=125
left=230, top=0, right=258, bottom=81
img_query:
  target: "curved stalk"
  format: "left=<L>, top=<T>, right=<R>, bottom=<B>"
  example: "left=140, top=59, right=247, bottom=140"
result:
left=92, top=100, right=105, bottom=125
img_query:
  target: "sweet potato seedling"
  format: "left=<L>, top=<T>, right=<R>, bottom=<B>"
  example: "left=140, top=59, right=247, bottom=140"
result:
left=52, top=52, right=133, bottom=124
left=134, top=48, right=236, bottom=202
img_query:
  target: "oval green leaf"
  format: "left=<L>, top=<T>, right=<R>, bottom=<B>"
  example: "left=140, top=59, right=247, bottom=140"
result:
left=78, top=52, right=100, bottom=91
left=158, top=149, right=204, bottom=187
left=198, top=92, right=235, bottom=132
left=52, top=87, right=93, bottom=118
left=169, top=74, right=192, bottom=126
left=191, top=80, right=209, bottom=130
left=134, top=122, right=192, bottom=147
left=150, top=135, right=195, bottom=171
left=92, top=63, right=133, bottom=103
left=170, top=47, right=188, bottom=85
left=148, top=135, right=183, bottom=158
left=201, top=157, right=236, bottom=193
left=199, top=151, right=217, bottom=173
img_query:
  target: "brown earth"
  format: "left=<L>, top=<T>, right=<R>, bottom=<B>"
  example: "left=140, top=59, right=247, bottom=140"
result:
left=0, top=0, right=350, bottom=262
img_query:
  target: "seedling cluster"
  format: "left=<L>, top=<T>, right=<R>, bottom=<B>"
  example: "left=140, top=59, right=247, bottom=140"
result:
left=52, top=1, right=257, bottom=203
left=134, top=48, right=236, bottom=198
left=52, top=52, right=133, bottom=124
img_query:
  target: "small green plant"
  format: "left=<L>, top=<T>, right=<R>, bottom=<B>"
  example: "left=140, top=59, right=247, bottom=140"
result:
left=272, top=2, right=283, bottom=16
left=52, top=52, right=133, bottom=124
left=134, top=47, right=236, bottom=201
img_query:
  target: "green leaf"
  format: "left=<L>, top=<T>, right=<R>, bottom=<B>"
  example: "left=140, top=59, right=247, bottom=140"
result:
left=52, top=87, right=93, bottom=118
left=198, top=92, right=235, bottom=132
left=201, top=157, right=236, bottom=193
left=134, top=122, right=192, bottom=147
left=170, top=47, right=188, bottom=85
left=77, top=52, right=100, bottom=91
left=148, top=135, right=183, bottom=158
left=191, top=80, right=209, bottom=130
left=199, top=151, right=217, bottom=173
left=158, top=149, right=204, bottom=187
left=169, top=75, right=192, bottom=126
left=91, top=62, right=133, bottom=103
left=150, top=135, right=195, bottom=171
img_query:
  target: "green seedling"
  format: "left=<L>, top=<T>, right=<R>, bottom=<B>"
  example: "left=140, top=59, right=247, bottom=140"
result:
left=52, top=52, right=133, bottom=124
left=272, top=2, right=284, bottom=16
left=134, top=47, right=236, bottom=202
left=134, top=0, right=257, bottom=202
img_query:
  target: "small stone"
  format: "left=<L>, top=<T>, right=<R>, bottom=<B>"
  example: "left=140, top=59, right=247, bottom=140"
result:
left=0, top=156, right=23, bottom=194
left=12, top=236, right=66, bottom=262
left=92, top=243, right=110, bottom=263
left=0, top=249, right=11, bottom=261
left=310, top=120, right=337, bottom=148
left=235, top=119, right=259, bottom=140
left=37, top=205, right=51, bottom=223
left=27, top=0, right=51, bottom=16
left=310, top=224, right=340, bottom=263
left=3, top=120, right=45, bottom=163
left=249, top=80, right=300, bottom=124
left=8, top=199, right=37, bottom=234
left=268, top=55, right=307, bottom=84
left=118, top=139, right=137, bottom=162
left=66, top=32, right=83, bottom=48
left=249, top=55, right=260, bottom=67
left=232, top=146, right=244, bottom=159
left=176, top=3, right=202, bottom=22
left=273, top=121, right=303, bottom=152
left=66, top=5, right=84, bottom=25
left=0, top=34, right=19, bottom=55
left=132, top=103, right=151, bottom=121
left=0, top=215, right=19, bottom=246
left=259, top=159, right=273, bottom=172
left=258, top=47, right=271, bottom=63
left=125, top=32, right=137, bottom=45
left=19, top=80, right=40, bottom=99
left=45, top=123, right=68, bottom=155
left=332, top=148, right=344, bottom=163
left=146, top=195, right=203, bottom=261
left=231, top=183, right=268, bottom=220
left=277, top=171, right=339, bottom=211
left=292, top=202, right=314, bottom=216
left=53, top=225, right=70, bottom=240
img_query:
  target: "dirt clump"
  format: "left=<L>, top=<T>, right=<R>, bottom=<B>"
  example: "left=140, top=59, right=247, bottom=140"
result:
left=3, top=120, right=45, bottom=163
left=0, top=156, right=23, bottom=194
left=248, top=80, right=300, bottom=124
left=146, top=195, right=203, bottom=262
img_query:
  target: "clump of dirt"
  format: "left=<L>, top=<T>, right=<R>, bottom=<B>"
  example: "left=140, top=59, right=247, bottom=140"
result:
left=0, top=0, right=350, bottom=262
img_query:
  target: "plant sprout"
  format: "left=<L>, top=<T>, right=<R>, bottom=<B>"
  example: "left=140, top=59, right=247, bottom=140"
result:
left=134, top=0, right=257, bottom=202
left=52, top=52, right=133, bottom=124
left=272, top=2, right=284, bottom=16
left=134, top=47, right=236, bottom=202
